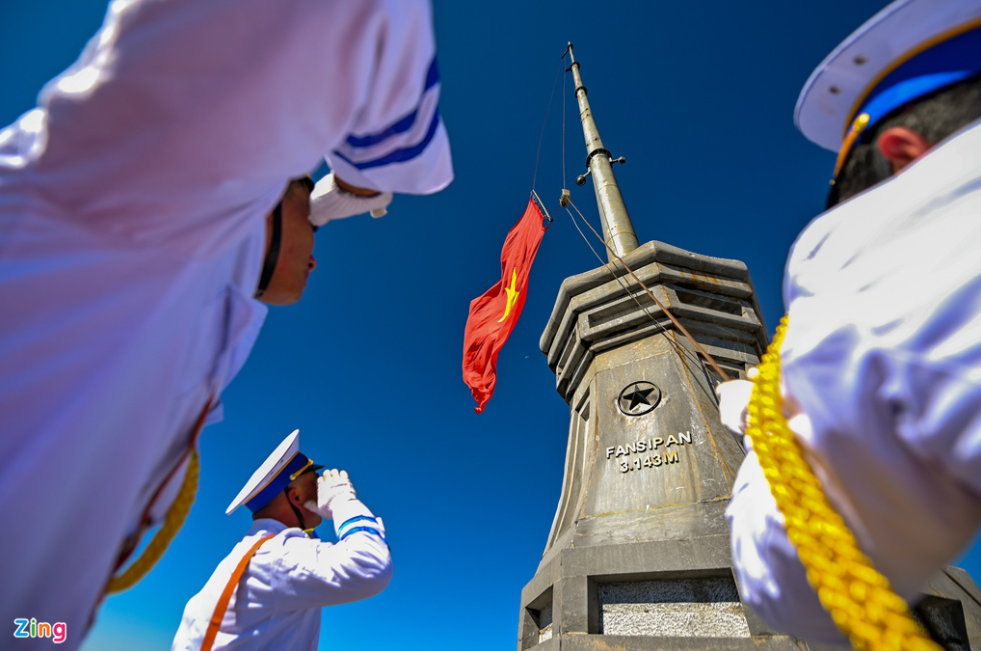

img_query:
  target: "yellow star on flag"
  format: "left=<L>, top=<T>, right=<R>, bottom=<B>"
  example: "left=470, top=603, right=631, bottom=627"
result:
left=498, top=268, right=520, bottom=323
left=463, top=196, right=548, bottom=413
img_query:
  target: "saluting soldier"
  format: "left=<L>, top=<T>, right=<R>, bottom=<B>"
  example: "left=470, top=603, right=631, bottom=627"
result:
left=172, top=430, right=390, bottom=651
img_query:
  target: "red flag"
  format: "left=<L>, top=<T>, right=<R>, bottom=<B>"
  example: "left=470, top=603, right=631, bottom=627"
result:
left=463, top=196, right=547, bottom=413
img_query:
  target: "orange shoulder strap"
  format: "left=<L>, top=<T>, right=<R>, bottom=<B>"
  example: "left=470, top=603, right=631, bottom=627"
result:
left=199, top=533, right=277, bottom=651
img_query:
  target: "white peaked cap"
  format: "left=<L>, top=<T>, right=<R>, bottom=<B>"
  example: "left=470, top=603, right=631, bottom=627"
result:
left=795, top=0, right=981, bottom=152
left=225, top=430, right=322, bottom=515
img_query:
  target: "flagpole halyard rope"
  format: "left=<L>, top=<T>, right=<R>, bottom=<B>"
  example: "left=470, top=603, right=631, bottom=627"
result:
left=747, top=317, right=940, bottom=651
left=564, top=197, right=730, bottom=382
left=531, top=58, right=564, bottom=194
left=563, top=199, right=713, bottom=377
left=564, top=200, right=606, bottom=264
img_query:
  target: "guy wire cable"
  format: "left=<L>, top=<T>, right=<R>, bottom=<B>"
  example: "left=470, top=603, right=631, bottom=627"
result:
left=563, top=196, right=731, bottom=383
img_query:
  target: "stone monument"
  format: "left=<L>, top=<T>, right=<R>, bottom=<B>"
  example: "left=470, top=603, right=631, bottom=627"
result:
left=515, top=44, right=981, bottom=651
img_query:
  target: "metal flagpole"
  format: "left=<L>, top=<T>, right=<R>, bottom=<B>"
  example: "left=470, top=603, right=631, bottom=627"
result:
left=565, top=42, right=639, bottom=261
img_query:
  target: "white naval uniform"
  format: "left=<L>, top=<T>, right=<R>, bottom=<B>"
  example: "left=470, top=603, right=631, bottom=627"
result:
left=0, top=0, right=451, bottom=646
left=726, top=118, right=981, bottom=643
left=171, top=518, right=392, bottom=651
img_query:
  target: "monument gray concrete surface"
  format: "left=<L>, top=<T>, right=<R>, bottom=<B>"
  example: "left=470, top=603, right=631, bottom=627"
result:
left=517, top=44, right=981, bottom=651
left=516, top=239, right=793, bottom=650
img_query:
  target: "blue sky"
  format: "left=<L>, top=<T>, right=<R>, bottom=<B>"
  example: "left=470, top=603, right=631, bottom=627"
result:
left=3, top=1, right=980, bottom=650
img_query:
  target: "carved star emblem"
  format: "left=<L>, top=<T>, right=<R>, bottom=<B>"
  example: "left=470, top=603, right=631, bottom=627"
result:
left=617, top=381, right=661, bottom=416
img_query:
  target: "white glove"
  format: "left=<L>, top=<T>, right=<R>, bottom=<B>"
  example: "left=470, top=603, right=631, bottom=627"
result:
left=305, top=469, right=382, bottom=541
left=715, top=378, right=755, bottom=446
left=309, top=173, right=393, bottom=226
left=304, top=469, right=358, bottom=520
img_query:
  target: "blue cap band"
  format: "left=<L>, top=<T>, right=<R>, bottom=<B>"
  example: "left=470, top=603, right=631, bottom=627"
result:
left=245, top=453, right=313, bottom=513
left=855, top=24, right=981, bottom=132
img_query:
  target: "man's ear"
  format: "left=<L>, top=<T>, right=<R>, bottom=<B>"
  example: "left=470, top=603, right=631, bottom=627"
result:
left=286, top=486, right=301, bottom=507
left=876, top=127, right=931, bottom=172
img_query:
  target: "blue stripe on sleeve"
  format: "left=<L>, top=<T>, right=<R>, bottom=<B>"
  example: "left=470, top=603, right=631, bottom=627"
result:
left=343, top=57, right=440, bottom=150
left=339, top=525, right=384, bottom=541
left=338, top=515, right=377, bottom=531
left=337, top=515, right=386, bottom=543
left=346, top=109, right=420, bottom=149
left=333, top=108, right=441, bottom=171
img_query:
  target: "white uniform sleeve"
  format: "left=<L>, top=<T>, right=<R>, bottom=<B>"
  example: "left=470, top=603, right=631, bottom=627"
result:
left=12, top=0, right=450, bottom=252
left=323, top=2, right=453, bottom=195
left=264, top=533, right=392, bottom=610
left=258, top=505, right=391, bottom=610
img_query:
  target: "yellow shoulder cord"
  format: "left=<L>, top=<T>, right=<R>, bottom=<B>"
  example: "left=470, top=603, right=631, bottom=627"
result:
left=106, top=449, right=200, bottom=594
left=746, top=316, right=940, bottom=651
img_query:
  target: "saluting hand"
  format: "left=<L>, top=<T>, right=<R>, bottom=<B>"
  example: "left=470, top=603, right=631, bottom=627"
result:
left=308, top=173, right=393, bottom=225
left=305, top=469, right=358, bottom=521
